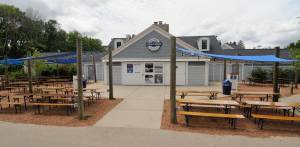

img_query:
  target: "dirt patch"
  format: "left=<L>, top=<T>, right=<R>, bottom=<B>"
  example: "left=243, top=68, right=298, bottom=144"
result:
left=161, top=100, right=300, bottom=137
left=0, top=99, right=122, bottom=127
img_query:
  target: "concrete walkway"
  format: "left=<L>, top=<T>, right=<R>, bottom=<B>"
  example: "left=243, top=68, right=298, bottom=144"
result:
left=94, top=85, right=168, bottom=129
left=0, top=122, right=299, bottom=147
left=91, top=83, right=221, bottom=129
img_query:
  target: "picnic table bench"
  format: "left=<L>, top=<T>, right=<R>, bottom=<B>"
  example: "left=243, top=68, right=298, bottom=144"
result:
left=252, top=114, right=300, bottom=129
left=0, top=101, right=23, bottom=113
left=232, top=91, right=279, bottom=102
left=243, top=101, right=300, bottom=118
left=177, top=99, right=239, bottom=114
left=178, top=111, right=245, bottom=129
left=176, top=90, right=219, bottom=100
left=28, top=103, right=75, bottom=114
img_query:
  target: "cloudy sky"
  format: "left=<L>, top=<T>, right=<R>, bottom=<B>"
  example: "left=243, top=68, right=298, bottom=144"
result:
left=2, top=0, right=300, bottom=48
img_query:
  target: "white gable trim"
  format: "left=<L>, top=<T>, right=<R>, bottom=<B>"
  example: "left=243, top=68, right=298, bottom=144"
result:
left=104, top=24, right=199, bottom=59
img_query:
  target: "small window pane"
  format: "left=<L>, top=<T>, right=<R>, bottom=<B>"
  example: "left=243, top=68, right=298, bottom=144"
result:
left=154, top=65, right=163, bottom=73
left=145, top=63, right=153, bottom=73
left=202, top=40, right=207, bottom=49
left=127, top=64, right=133, bottom=73
left=116, top=42, right=122, bottom=48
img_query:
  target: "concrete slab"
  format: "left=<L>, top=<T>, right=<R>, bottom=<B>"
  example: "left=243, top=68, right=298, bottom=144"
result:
left=117, top=99, right=164, bottom=111
left=91, top=82, right=222, bottom=129
left=95, top=110, right=162, bottom=129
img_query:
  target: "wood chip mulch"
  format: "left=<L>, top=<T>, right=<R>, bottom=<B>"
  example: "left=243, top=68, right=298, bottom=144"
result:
left=161, top=84, right=300, bottom=137
left=0, top=98, right=122, bottom=127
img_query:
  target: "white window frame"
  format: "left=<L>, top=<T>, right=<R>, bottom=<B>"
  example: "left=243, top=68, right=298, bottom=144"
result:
left=197, top=37, right=210, bottom=51
left=114, top=39, right=124, bottom=49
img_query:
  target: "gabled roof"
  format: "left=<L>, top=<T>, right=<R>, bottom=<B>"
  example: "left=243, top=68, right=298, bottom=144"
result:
left=104, top=24, right=199, bottom=59
left=177, top=35, right=221, bottom=50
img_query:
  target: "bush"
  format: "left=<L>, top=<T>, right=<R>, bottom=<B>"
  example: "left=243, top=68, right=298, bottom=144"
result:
left=249, top=67, right=296, bottom=83
left=39, top=64, right=76, bottom=77
left=9, top=70, right=27, bottom=80
left=249, top=68, right=268, bottom=82
left=0, top=65, right=4, bottom=75
left=269, top=68, right=295, bottom=82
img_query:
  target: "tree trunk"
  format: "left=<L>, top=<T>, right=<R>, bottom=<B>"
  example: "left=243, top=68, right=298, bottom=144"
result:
left=108, top=47, right=114, bottom=100
left=76, top=38, right=85, bottom=120
left=170, top=36, right=177, bottom=124
left=273, top=47, right=280, bottom=102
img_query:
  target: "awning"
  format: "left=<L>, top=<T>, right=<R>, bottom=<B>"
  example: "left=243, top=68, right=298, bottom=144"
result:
left=0, top=59, right=23, bottom=65
left=47, top=57, right=77, bottom=64
left=20, top=52, right=76, bottom=61
left=176, top=47, right=296, bottom=62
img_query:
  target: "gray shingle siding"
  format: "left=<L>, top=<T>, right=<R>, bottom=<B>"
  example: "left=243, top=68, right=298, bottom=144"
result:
left=113, top=31, right=198, bottom=59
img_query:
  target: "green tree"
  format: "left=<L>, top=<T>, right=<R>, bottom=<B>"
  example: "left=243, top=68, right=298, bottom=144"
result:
left=288, top=40, right=300, bottom=87
left=238, top=40, right=245, bottom=49
left=0, top=4, right=105, bottom=59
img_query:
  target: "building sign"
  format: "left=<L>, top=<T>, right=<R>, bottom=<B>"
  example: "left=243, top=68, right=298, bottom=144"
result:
left=146, top=38, right=163, bottom=51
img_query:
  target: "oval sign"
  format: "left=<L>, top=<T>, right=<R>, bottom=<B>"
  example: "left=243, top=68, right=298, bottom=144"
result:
left=146, top=38, right=163, bottom=51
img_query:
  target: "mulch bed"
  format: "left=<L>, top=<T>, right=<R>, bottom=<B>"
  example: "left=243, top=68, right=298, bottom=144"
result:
left=0, top=98, right=122, bottom=127
left=161, top=100, right=300, bottom=137
left=161, top=84, right=300, bottom=137
left=238, top=83, right=300, bottom=97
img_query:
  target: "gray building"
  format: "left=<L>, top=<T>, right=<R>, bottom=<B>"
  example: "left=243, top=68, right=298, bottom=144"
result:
left=102, top=21, right=291, bottom=86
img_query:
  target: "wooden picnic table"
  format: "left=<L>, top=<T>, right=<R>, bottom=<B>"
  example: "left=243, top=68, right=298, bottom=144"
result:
left=232, top=91, right=279, bottom=101
left=177, top=99, right=239, bottom=114
left=176, top=90, right=220, bottom=100
left=244, top=101, right=300, bottom=117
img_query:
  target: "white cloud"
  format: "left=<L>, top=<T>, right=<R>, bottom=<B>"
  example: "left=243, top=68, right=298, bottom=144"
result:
left=2, top=0, right=300, bottom=48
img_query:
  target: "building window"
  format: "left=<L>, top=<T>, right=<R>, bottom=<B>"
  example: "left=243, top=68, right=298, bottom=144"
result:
left=202, top=40, right=208, bottom=50
left=127, top=64, right=133, bottom=73
left=116, top=41, right=122, bottom=48
left=197, top=37, right=210, bottom=50
left=145, top=63, right=153, bottom=73
left=114, top=39, right=124, bottom=48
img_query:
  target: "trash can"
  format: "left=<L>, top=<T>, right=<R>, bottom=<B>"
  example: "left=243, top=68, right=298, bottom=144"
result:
left=222, top=80, right=232, bottom=95
left=83, top=79, right=87, bottom=88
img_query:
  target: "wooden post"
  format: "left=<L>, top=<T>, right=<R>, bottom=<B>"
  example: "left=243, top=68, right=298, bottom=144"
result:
left=92, top=55, right=97, bottom=83
left=108, top=47, right=114, bottom=100
left=223, top=59, right=227, bottom=80
left=27, top=60, right=33, bottom=93
left=294, top=63, right=298, bottom=88
left=170, top=36, right=177, bottom=124
left=273, top=47, right=280, bottom=102
left=4, top=62, right=8, bottom=87
left=76, top=38, right=85, bottom=120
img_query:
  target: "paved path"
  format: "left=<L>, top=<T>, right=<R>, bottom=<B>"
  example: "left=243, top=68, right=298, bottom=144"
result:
left=94, top=86, right=167, bottom=129
left=92, top=83, right=221, bottom=129
left=0, top=122, right=299, bottom=147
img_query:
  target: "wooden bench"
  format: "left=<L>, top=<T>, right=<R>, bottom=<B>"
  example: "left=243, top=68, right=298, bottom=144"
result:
left=28, top=103, right=75, bottom=114
left=178, top=111, right=245, bottom=129
left=0, top=102, right=23, bottom=113
left=252, top=114, right=300, bottom=129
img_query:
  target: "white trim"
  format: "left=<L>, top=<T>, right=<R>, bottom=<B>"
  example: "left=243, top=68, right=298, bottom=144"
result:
left=102, top=58, right=210, bottom=62
left=197, top=37, right=210, bottom=51
left=114, top=39, right=124, bottom=49
left=104, top=24, right=199, bottom=59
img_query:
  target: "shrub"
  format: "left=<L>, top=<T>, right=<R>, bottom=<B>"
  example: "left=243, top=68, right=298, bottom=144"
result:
left=9, top=70, right=27, bottom=80
left=249, top=68, right=268, bottom=82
